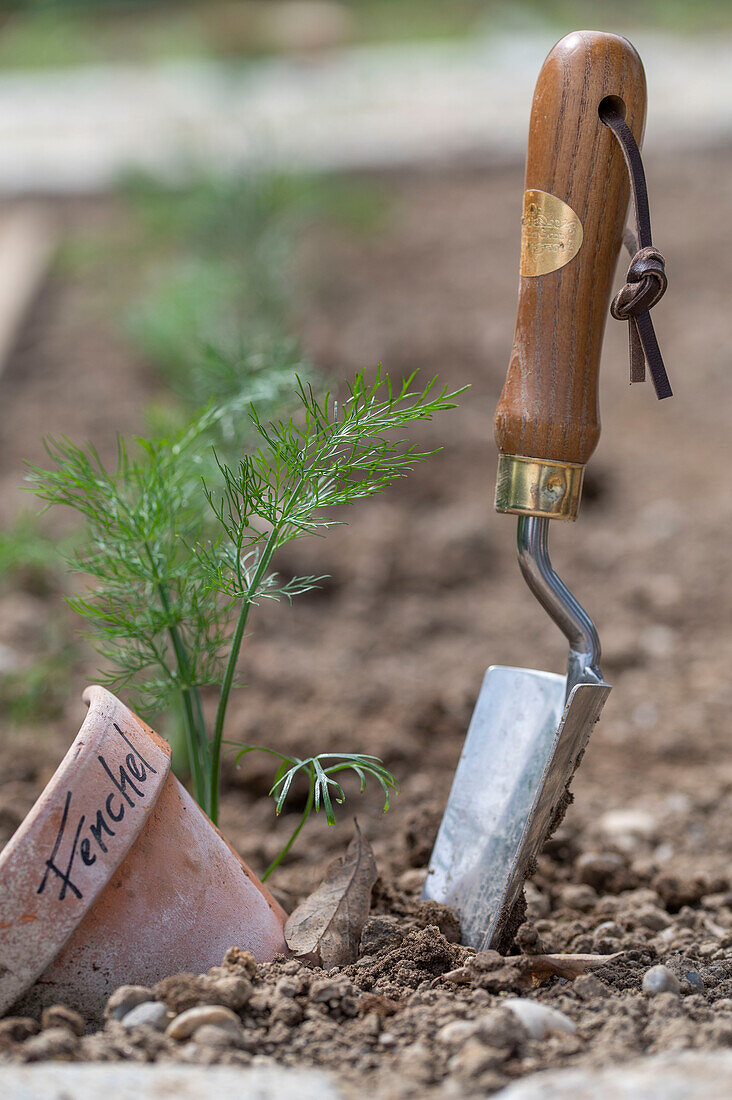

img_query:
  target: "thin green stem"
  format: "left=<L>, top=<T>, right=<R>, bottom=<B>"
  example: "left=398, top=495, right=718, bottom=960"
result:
left=157, top=582, right=208, bottom=809
left=177, top=683, right=205, bottom=806
left=209, top=528, right=279, bottom=824
left=135, top=528, right=209, bottom=806
left=262, top=776, right=315, bottom=881
left=190, top=684, right=208, bottom=778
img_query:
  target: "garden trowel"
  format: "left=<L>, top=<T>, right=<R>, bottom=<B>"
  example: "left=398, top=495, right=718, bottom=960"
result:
left=424, top=30, right=670, bottom=952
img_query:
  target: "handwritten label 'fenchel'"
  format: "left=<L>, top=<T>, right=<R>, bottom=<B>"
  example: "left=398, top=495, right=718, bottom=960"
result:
left=37, top=724, right=158, bottom=903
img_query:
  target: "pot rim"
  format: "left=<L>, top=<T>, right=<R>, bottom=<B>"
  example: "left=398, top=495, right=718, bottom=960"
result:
left=0, top=685, right=171, bottom=1014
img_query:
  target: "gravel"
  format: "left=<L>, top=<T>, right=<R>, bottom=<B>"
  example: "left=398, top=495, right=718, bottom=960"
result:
left=119, top=1001, right=169, bottom=1031
left=166, top=1005, right=242, bottom=1041
left=105, top=986, right=153, bottom=1022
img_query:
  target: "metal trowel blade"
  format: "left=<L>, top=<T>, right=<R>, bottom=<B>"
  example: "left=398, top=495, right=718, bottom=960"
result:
left=423, top=665, right=610, bottom=951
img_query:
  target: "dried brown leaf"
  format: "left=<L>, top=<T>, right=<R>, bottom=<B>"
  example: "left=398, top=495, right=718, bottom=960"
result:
left=442, top=966, right=473, bottom=985
left=521, top=952, right=623, bottom=987
left=441, top=951, right=622, bottom=991
left=285, top=822, right=377, bottom=968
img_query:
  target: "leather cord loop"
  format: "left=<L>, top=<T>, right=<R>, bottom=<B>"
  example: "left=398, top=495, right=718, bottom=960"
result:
left=611, top=245, right=667, bottom=319
left=601, top=106, right=672, bottom=400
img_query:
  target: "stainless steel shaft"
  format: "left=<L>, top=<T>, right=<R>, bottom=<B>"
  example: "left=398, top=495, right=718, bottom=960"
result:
left=516, top=515, right=603, bottom=696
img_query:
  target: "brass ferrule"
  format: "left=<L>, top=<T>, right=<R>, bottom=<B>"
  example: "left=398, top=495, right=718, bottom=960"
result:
left=494, top=454, right=584, bottom=521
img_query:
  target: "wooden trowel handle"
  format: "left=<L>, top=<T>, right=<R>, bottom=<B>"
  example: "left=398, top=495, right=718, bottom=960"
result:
left=494, top=30, right=647, bottom=521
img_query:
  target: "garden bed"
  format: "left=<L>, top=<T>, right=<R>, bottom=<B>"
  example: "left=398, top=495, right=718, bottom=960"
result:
left=1, top=155, right=731, bottom=1096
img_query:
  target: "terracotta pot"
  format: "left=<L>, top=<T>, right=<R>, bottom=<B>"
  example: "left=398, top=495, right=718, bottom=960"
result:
left=0, top=686, right=287, bottom=1020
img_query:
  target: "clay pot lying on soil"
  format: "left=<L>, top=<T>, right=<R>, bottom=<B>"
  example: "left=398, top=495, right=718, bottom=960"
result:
left=0, top=686, right=287, bottom=1020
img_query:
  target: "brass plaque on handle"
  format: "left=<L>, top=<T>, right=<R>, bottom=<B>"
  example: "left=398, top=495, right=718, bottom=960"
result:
left=520, top=190, right=583, bottom=277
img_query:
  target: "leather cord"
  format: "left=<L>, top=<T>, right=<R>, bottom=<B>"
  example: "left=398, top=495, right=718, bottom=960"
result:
left=601, top=104, right=672, bottom=400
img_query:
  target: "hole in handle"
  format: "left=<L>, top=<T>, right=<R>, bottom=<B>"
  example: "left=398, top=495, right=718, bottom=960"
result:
left=598, top=95, right=626, bottom=124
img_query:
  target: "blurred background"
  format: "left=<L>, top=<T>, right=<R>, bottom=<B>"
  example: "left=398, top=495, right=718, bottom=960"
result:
left=0, top=1, right=731, bottom=901
left=0, top=0, right=730, bottom=188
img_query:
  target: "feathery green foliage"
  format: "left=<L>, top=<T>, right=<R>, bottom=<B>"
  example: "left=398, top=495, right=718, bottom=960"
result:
left=231, top=746, right=399, bottom=880
left=28, top=368, right=461, bottom=867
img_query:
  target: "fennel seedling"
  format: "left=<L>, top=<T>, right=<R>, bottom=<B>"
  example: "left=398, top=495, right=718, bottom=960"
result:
left=29, top=369, right=461, bottom=868
left=231, top=748, right=398, bottom=880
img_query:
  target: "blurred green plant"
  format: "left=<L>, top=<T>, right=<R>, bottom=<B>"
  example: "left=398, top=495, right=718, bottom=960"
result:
left=0, top=3, right=204, bottom=71
left=0, top=652, right=75, bottom=723
left=124, top=172, right=381, bottom=419
left=0, top=515, right=78, bottom=722
left=2, top=0, right=731, bottom=75
left=0, top=514, right=62, bottom=593
left=127, top=259, right=309, bottom=413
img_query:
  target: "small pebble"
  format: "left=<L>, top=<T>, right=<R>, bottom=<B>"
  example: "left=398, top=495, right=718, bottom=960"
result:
left=592, top=921, right=623, bottom=939
left=192, top=1023, right=243, bottom=1049
left=120, top=1001, right=168, bottom=1031
left=105, top=985, right=153, bottom=1021
left=642, top=964, right=681, bottom=996
left=596, top=808, right=657, bottom=847
left=503, top=999, right=576, bottom=1040
left=166, top=1004, right=240, bottom=1040
left=40, top=1004, right=85, bottom=1037
left=685, top=970, right=704, bottom=992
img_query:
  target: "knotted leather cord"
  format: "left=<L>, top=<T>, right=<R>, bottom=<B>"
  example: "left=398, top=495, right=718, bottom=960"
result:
left=601, top=104, right=672, bottom=400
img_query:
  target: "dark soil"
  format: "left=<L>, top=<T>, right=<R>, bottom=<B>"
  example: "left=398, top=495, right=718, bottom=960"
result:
left=2, top=155, right=732, bottom=1096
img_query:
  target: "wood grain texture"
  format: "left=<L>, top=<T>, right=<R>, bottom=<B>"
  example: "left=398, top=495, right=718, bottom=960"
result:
left=494, top=30, right=647, bottom=465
